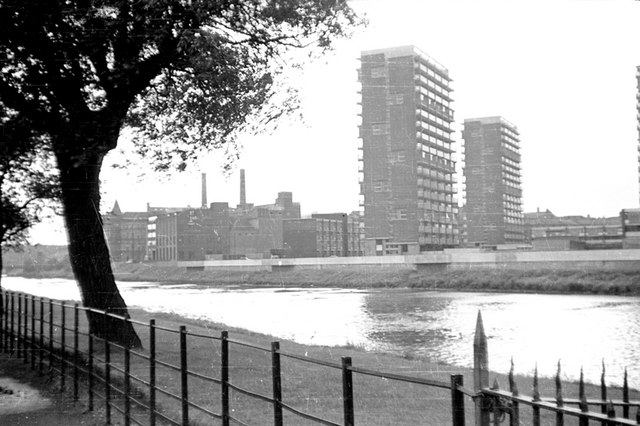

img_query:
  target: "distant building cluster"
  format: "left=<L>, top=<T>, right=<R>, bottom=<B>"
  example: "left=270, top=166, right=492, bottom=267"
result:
left=103, top=45, right=640, bottom=262
left=104, top=172, right=363, bottom=262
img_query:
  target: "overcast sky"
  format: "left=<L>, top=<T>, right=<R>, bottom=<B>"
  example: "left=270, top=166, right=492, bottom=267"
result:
left=31, top=0, right=640, bottom=244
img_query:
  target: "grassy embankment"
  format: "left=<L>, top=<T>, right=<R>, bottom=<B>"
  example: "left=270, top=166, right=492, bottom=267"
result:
left=5, top=304, right=637, bottom=425
left=115, top=263, right=640, bottom=295
left=4, top=261, right=640, bottom=295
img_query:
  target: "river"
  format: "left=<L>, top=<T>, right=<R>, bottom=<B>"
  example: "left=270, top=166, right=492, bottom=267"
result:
left=2, top=276, right=639, bottom=387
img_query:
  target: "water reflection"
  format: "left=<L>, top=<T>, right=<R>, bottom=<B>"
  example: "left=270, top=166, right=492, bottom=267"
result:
left=2, top=277, right=638, bottom=386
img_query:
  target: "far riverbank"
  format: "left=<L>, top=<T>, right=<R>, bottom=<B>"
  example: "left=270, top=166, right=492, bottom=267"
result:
left=4, top=261, right=640, bottom=295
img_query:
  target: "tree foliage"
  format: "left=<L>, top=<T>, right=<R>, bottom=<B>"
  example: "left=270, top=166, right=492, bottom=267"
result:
left=0, top=107, right=59, bottom=250
left=0, top=0, right=362, bottom=347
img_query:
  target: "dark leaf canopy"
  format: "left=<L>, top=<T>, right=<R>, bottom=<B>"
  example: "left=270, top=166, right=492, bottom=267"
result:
left=0, top=0, right=362, bottom=169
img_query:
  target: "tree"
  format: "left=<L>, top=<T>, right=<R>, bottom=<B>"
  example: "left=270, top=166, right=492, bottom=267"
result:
left=0, top=0, right=361, bottom=347
left=0, top=107, right=60, bottom=281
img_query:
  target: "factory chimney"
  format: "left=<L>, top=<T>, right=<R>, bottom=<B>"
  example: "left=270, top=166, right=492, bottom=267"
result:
left=201, top=173, right=207, bottom=209
left=239, top=169, right=246, bottom=208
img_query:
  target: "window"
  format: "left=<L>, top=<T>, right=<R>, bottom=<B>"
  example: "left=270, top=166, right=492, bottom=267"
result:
left=371, top=67, right=386, bottom=78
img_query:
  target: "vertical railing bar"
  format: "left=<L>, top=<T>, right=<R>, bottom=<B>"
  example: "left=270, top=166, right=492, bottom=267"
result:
left=556, top=361, right=564, bottom=426
left=48, top=299, right=53, bottom=374
left=23, top=293, right=29, bottom=364
left=10, top=292, right=15, bottom=355
left=88, top=332, right=94, bottom=411
left=579, top=367, right=588, bottom=426
left=38, top=297, right=44, bottom=375
left=622, top=368, right=629, bottom=419
left=532, top=365, right=541, bottom=426
left=60, top=301, right=66, bottom=392
left=73, top=303, right=79, bottom=401
left=1, top=291, right=7, bottom=352
left=508, top=359, right=519, bottom=426
left=0, top=290, right=4, bottom=353
left=491, top=378, right=501, bottom=426
left=450, top=374, right=465, bottom=426
left=341, top=356, right=354, bottom=426
left=221, top=330, right=229, bottom=426
left=30, top=295, right=36, bottom=369
left=149, top=319, right=156, bottom=426
left=600, top=360, right=607, bottom=426
left=17, top=293, right=22, bottom=360
left=271, top=341, right=283, bottom=426
left=124, top=345, right=131, bottom=426
left=180, top=326, right=188, bottom=426
left=105, top=339, right=111, bottom=425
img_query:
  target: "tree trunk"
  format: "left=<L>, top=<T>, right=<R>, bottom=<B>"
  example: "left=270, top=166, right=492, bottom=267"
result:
left=56, top=149, right=142, bottom=349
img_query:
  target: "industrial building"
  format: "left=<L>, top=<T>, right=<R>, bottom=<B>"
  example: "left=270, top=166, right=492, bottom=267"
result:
left=524, top=209, right=621, bottom=251
left=283, top=213, right=362, bottom=258
left=462, top=116, right=525, bottom=246
left=358, top=45, right=459, bottom=255
left=103, top=201, right=149, bottom=262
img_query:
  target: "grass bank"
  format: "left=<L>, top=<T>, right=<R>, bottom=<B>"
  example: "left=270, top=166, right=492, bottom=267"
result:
left=4, top=302, right=636, bottom=425
left=115, top=263, right=640, bottom=295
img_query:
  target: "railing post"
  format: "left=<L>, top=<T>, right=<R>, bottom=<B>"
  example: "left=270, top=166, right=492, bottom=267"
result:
left=221, top=330, right=230, bottom=426
left=532, top=366, right=541, bottom=426
left=23, top=293, right=29, bottom=364
left=88, top=332, right=94, bottom=411
left=508, top=359, right=519, bottom=426
left=149, top=319, right=156, bottom=426
left=10, top=292, right=15, bottom=355
left=579, top=368, right=588, bottom=426
left=124, top=346, right=131, bottom=426
left=1, top=290, right=7, bottom=352
left=17, top=293, right=22, bottom=359
left=180, top=326, right=188, bottom=426
left=31, top=295, right=36, bottom=369
left=622, top=369, right=629, bottom=419
left=48, top=299, right=53, bottom=373
left=600, top=361, right=607, bottom=426
left=60, top=301, right=66, bottom=391
left=105, top=339, right=111, bottom=425
left=474, top=311, right=490, bottom=426
left=73, top=303, right=79, bottom=401
left=341, top=356, right=354, bottom=426
left=450, top=374, right=465, bottom=426
left=555, top=361, right=564, bottom=426
left=271, top=341, right=283, bottom=426
left=38, top=297, right=44, bottom=375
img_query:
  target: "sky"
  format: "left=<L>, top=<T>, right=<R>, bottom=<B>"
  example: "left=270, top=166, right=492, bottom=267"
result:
left=30, top=0, right=640, bottom=244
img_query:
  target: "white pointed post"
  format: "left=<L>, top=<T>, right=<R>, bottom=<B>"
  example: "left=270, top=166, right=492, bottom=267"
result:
left=474, top=310, right=490, bottom=426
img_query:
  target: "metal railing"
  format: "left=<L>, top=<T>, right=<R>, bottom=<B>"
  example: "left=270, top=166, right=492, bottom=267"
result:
left=1, top=289, right=639, bottom=425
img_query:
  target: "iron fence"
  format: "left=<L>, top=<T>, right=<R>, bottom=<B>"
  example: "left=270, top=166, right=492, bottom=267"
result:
left=0, top=289, right=639, bottom=425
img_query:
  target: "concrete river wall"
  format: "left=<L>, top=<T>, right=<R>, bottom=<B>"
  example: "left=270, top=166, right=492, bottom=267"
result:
left=178, top=249, right=640, bottom=272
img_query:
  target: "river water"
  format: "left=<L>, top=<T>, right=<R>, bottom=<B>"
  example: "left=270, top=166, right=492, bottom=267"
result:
left=2, top=276, right=639, bottom=387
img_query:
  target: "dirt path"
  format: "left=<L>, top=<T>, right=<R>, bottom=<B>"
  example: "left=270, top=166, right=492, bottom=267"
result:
left=0, top=354, right=104, bottom=425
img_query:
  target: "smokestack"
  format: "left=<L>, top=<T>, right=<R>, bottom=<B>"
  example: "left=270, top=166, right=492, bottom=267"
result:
left=201, top=173, right=207, bottom=209
left=240, top=169, right=246, bottom=207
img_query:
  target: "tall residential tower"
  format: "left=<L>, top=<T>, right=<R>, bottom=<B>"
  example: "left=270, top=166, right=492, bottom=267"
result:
left=358, top=46, right=459, bottom=254
left=462, top=116, right=524, bottom=245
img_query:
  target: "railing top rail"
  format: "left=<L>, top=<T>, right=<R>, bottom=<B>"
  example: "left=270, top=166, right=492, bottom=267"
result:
left=349, top=364, right=451, bottom=389
left=226, top=337, right=270, bottom=353
left=277, top=348, right=342, bottom=369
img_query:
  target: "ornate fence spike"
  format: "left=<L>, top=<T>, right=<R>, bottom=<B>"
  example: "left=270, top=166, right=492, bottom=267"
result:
left=508, top=357, right=518, bottom=396
left=555, top=360, right=563, bottom=407
left=533, top=364, right=540, bottom=402
left=579, top=367, right=588, bottom=413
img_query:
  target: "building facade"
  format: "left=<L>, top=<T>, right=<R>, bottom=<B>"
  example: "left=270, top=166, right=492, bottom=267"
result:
left=462, top=116, right=524, bottom=246
left=359, top=46, right=459, bottom=254
left=283, top=215, right=362, bottom=258
left=103, top=201, right=149, bottom=262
